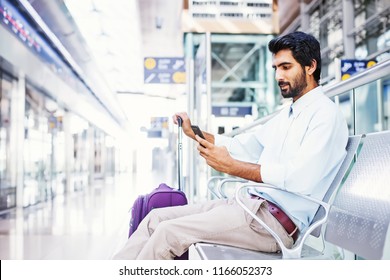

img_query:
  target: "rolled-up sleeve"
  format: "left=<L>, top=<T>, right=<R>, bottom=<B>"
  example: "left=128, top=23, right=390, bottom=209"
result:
left=215, top=127, right=265, bottom=164
left=261, top=162, right=287, bottom=188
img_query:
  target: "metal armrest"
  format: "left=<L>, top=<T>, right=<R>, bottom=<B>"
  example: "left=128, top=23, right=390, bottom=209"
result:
left=235, top=182, right=330, bottom=259
left=207, top=176, right=247, bottom=198
left=207, top=176, right=227, bottom=199
left=217, top=178, right=248, bottom=198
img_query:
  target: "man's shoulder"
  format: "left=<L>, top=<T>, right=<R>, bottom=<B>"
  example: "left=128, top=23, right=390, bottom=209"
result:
left=300, top=92, right=345, bottom=126
left=313, top=91, right=339, bottom=111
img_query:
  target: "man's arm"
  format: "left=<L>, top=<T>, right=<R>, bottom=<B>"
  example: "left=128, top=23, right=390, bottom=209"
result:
left=195, top=135, right=262, bottom=183
left=173, top=111, right=261, bottom=181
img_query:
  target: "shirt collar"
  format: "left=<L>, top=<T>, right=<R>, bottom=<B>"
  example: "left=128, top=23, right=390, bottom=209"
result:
left=289, top=86, right=323, bottom=118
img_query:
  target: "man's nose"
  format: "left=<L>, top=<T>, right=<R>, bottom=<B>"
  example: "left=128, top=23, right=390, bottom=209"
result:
left=275, top=70, right=283, bottom=82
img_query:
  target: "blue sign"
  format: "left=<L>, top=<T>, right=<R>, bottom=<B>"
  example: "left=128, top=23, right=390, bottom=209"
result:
left=212, top=105, right=253, bottom=117
left=147, top=117, right=169, bottom=138
left=340, top=59, right=376, bottom=80
left=144, top=57, right=186, bottom=84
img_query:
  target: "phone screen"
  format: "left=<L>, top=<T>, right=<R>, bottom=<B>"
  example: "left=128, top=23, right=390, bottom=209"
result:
left=191, top=125, right=205, bottom=139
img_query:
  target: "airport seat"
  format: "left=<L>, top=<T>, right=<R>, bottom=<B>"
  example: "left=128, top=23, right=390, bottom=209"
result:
left=195, top=134, right=364, bottom=259
left=322, top=130, right=390, bottom=259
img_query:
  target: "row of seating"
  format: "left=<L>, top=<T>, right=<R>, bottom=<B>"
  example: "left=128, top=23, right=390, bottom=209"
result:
left=195, top=130, right=390, bottom=260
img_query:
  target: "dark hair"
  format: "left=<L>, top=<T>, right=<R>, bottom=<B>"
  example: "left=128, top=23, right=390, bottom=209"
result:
left=268, top=31, right=321, bottom=84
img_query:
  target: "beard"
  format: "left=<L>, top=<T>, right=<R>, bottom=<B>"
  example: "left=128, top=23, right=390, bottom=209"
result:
left=278, top=68, right=307, bottom=99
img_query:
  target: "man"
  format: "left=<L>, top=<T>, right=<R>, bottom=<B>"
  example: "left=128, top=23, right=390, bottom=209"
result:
left=113, top=31, right=348, bottom=260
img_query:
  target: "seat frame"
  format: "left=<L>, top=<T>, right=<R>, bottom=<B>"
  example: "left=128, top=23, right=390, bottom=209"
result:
left=196, top=134, right=363, bottom=259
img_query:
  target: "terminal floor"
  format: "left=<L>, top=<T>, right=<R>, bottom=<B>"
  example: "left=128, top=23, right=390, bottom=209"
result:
left=0, top=168, right=178, bottom=260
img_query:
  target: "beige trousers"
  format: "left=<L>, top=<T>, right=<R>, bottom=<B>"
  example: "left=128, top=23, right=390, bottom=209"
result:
left=112, top=198, right=293, bottom=260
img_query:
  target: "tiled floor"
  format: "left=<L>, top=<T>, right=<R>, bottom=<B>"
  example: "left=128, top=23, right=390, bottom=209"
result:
left=0, top=167, right=176, bottom=260
left=0, top=175, right=127, bottom=259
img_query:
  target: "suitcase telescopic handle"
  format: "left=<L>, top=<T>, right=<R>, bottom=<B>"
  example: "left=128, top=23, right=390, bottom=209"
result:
left=177, top=117, right=183, bottom=191
left=177, top=116, right=182, bottom=127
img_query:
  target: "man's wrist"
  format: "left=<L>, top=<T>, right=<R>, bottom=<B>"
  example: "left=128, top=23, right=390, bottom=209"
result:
left=227, top=160, right=262, bottom=183
left=227, top=159, right=239, bottom=177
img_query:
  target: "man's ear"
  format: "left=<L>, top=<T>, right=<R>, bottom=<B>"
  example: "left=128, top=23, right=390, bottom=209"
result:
left=307, top=59, right=317, bottom=76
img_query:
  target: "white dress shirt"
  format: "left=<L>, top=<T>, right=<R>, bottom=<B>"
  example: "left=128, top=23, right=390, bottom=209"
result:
left=215, top=86, right=349, bottom=229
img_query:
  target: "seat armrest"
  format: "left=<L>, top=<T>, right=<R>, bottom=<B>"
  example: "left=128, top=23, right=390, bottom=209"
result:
left=207, top=176, right=228, bottom=199
left=218, top=178, right=248, bottom=198
left=207, top=176, right=247, bottom=198
left=235, top=182, right=330, bottom=259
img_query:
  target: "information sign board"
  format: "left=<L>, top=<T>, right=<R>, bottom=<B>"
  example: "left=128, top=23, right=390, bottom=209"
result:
left=144, top=57, right=186, bottom=84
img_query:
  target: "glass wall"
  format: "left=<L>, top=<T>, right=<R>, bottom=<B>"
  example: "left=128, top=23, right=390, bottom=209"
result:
left=354, top=81, right=379, bottom=134
left=0, top=70, right=16, bottom=211
left=94, top=128, right=105, bottom=180
left=1, top=72, right=120, bottom=210
left=70, top=115, right=89, bottom=192
left=337, top=90, right=353, bottom=134
left=23, top=85, right=54, bottom=206
left=334, top=74, right=390, bottom=135
left=384, top=82, right=390, bottom=130
left=51, top=113, right=66, bottom=196
left=104, top=135, right=116, bottom=178
left=0, top=0, right=122, bottom=211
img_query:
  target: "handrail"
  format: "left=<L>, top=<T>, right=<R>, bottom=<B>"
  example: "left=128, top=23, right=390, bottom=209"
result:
left=227, top=58, right=390, bottom=137
left=225, top=109, right=282, bottom=136
left=324, top=58, right=390, bottom=98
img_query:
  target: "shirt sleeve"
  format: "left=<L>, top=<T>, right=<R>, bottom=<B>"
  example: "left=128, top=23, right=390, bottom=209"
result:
left=215, top=126, right=265, bottom=164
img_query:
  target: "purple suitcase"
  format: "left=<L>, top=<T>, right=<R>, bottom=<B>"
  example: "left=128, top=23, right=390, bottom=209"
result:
left=128, top=117, right=189, bottom=259
left=128, top=183, right=187, bottom=237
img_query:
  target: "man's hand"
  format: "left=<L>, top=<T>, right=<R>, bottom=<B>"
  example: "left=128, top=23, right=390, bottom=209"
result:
left=195, top=135, right=262, bottom=182
left=172, top=112, right=215, bottom=144
left=195, top=135, right=234, bottom=174
left=172, top=112, right=195, bottom=139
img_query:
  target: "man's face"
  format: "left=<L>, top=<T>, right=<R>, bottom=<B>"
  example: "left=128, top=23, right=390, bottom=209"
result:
left=272, top=49, right=308, bottom=101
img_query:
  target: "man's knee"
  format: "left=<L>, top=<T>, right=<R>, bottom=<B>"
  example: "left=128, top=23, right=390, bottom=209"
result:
left=154, top=219, right=172, bottom=232
left=140, top=209, right=164, bottom=234
left=148, top=206, right=174, bottom=219
left=152, top=219, right=181, bottom=239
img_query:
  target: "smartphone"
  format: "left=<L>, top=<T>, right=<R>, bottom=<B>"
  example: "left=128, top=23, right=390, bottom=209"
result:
left=191, top=125, right=205, bottom=139
left=191, top=125, right=206, bottom=148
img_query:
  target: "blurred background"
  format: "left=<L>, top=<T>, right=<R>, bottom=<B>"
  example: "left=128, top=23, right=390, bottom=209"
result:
left=0, top=0, right=389, bottom=259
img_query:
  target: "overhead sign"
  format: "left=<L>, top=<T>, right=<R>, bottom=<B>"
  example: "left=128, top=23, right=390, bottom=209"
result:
left=147, top=117, right=169, bottom=138
left=340, top=59, right=377, bottom=81
left=212, top=105, right=253, bottom=117
left=144, top=57, right=186, bottom=84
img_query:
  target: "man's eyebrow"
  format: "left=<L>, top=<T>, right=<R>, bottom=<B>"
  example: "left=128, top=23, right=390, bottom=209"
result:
left=272, top=62, right=293, bottom=69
